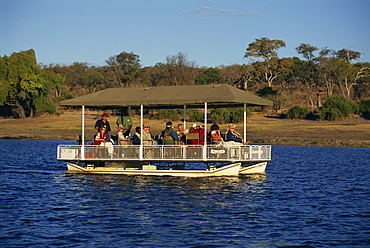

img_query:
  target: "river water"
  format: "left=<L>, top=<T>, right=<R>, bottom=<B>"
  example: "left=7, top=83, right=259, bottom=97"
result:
left=0, top=140, right=369, bottom=247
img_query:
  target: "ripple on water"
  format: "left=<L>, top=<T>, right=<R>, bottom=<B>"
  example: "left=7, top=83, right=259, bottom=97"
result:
left=0, top=142, right=369, bottom=247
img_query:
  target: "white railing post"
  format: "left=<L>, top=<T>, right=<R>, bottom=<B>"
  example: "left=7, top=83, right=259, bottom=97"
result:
left=203, top=102, right=207, bottom=161
left=183, top=105, right=187, bottom=131
left=244, top=103, right=247, bottom=143
left=140, top=104, right=143, bottom=160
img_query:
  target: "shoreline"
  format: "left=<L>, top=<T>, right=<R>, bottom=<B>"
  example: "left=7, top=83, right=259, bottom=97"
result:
left=1, top=111, right=369, bottom=148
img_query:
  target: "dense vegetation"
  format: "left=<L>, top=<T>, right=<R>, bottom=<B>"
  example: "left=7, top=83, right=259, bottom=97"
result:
left=287, top=105, right=310, bottom=119
left=1, top=37, right=369, bottom=121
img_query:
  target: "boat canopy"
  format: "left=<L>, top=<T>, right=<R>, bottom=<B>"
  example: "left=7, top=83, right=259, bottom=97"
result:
left=59, top=84, right=273, bottom=109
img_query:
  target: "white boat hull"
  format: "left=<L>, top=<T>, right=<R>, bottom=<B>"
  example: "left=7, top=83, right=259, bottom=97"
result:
left=67, top=162, right=242, bottom=177
left=239, top=162, right=267, bottom=174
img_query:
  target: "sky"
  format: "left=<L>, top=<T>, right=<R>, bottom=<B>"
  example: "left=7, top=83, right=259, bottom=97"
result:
left=1, top=0, right=369, bottom=68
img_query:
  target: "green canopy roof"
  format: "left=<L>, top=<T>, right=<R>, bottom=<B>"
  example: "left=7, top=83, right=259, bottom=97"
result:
left=59, top=84, right=273, bottom=109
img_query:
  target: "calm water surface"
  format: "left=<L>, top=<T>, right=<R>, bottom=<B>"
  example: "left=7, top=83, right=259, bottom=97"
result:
left=0, top=140, right=369, bottom=247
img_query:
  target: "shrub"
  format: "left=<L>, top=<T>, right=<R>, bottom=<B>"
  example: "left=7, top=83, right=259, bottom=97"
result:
left=33, top=96, right=56, bottom=114
left=256, top=87, right=283, bottom=112
left=319, top=95, right=355, bottom=121
left=156, top=109, right=204, bottom=122
left=359, top=99, right=370, bottom=116
left=156, top=107, right=254, bottom=124
left=230, top=108, right=246, bottom=123
left=256, top=87, right=277, bottom=98
left=186, top=109, right=203, bottom=122
left=351, top=101, right=360, bottom=115
left=287, top=105, right=310, bottom=119
left=210, top=108, right=230, bottom=124
left=58, top=91, right=74, bottom=101
left=320, top=108, right=342, bottom=121
left=158, top=109, right=180, bottom=120
left=209, top=107, right=253, bottom=124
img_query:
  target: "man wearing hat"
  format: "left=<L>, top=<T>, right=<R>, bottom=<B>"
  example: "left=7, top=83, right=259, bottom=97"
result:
left=94, top=112, right=111, bottom=134
left=162, top=121, right=179, bottom=145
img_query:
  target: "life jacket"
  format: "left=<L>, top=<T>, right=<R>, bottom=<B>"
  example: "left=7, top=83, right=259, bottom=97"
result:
left=163, top=128, right=177, bottom=145
left=93, top=131, right=108, bottom=145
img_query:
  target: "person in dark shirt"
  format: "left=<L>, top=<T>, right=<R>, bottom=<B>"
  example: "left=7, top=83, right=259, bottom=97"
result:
left=132, top=126, right=141, bottom=145
left=94, top=112, right=111, bottom=134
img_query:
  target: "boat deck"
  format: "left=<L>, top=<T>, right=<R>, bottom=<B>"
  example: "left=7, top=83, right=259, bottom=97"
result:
left=57, top=144, right=271, bottom=162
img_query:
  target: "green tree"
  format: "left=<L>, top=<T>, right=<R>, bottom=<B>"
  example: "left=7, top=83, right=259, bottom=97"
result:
left=316, top=52, right=338, bottom=98
left=0, top=49, right=61, bottom=117
left=53, top=62, right=105, bottom=95
left=335, top=59, right=370, bottom=100
left=0, top=55, right=11, bottom=106
left=353, top=62, right=370, bottom=99
left=316, top=49, right=369, bottom=101
left=194, top=67, right=221, bottom=85
left=256, top=86, right=283, bottom=112
left=335, top=49, right=361, bottom=62
left=245, top=38, right=286, bottom=87
left=256, top=86, right=277, bottom=98
left=139, top=63, right=170, bottom=87
left=106, top=52, right=141, bottom=87
left=244, top=37, right=286, bottom=62
left=296, top=43, right=318, bottom=62
left=293, top=51, right=322, bottom=108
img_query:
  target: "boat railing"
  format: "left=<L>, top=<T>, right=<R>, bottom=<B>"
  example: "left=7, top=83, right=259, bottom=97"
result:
left=57, top=144, right=271, bottom=162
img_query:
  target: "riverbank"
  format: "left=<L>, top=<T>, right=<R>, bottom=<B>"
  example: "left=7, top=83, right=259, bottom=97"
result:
left=0, top=110, right=369, bottom=147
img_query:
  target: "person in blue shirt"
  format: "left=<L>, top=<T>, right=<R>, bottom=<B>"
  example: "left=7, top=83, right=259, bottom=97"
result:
left=162, top=121, right=179, bottom=145
left=225, top=124, right=244, bottom=143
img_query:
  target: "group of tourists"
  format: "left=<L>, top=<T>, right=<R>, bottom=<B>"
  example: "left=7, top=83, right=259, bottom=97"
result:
left=92, top=110, right=246, bottom=148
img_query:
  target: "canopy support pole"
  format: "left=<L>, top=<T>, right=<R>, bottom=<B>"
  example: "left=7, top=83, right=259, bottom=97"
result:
left=140, top=104, right=143, bottom=160
left=203, top=102, right=207, bottom=161
left=183, top=105, right=187, bottom=131
left=243, top=103, right=247, bottom=143
left=81, top=105, right=85, bottom=160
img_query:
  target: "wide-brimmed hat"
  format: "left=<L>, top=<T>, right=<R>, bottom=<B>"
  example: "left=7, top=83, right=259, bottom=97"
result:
left=118, top=124, right=124, bottom=129
left=102, top=113, right=109, bottom=117
left=192, top=123, right=199, bottom=128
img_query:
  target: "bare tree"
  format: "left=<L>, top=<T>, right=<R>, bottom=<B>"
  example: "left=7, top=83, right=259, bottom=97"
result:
left=220, top=64, right=255, bottom=90
left=165, top=52, right=197, bottom=85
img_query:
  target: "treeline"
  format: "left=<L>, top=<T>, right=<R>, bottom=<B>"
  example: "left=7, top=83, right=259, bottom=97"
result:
left=0, top=37, right=369, bottom=119
left=287, top=95, right=370, bottom=121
